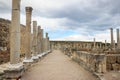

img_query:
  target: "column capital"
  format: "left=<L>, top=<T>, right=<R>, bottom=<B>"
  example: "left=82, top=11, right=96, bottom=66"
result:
left=12, top=0, right=21, bottom=10
left=117, top=28, right=119, bottom=30
left=33, top=20, right=37, bottom=23
left=46, top=32, right=48, bottom=38
left=26, top=7, right=33, bottom=12
left=38, top=26, right=41, bottom=33
left=110, top=28, right=113, bottom=30
left=33, top=21, right=37, bottom=27
left=38, top=26, right=41, bottom=29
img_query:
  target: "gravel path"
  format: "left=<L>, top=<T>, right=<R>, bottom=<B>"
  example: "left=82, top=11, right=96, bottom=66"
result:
left=21, top=50, right=98, bottom=80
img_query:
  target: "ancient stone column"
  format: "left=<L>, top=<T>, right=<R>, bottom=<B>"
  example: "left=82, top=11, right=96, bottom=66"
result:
left=4, top=0, right=23, bottom=79
left=110, top=28, right=114, bottom=48
left=116, top=29, right=120, bottom=49
left=45, top=33, right=48, bottom=51
left=113, top=40, right=115, bottom=50
left=37, top=26, right=43, bottom=58
left=92, top=38, right=97, bottom=52
left=100, top=43, right=102, bottom=49
left=31, top=33, right=33, bottom=55
left=32, top=21, right=39, bottom=61
left=41, top=29, right=44, bottom=53
left=43, top=38, right=46, bottom=53
left=105, top=40, right=107, bottom=49
left=44, top=33, right=48, bottom=52
left=93, top=38, right=96, bottom=48
left=37, top=26, right=41, bottom=54
left=48, top=37, right=50, bottom=51
left=33, top=21, right=37, bottom=55
left=10, top=0, right=21, bottom=65
left=117, top=29, right=119, bottom=44
left=24, top=7, right=33, bottom=62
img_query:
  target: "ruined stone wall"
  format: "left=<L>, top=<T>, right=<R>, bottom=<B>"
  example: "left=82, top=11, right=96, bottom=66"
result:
left=106, top=54, right=120, bottom=71
left=65, top=50, right=120, bottom=72
left=71, top=51, right=106, bottom=73
left=50, top=41, right=109, bottom=52
left=0, top=18, right=26, bottom=64
left=51, top=41, right=120, bottom=72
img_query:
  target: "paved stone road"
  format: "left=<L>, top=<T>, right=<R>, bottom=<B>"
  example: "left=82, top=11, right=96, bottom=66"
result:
left=21, top=50, right=98, bottom=80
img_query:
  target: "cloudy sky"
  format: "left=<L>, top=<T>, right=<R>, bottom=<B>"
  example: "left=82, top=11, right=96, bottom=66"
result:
left=0, top=0, right=120, bottom=42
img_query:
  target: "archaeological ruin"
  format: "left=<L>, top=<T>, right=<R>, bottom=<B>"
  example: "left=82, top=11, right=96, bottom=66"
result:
left=0, top=0, right=120, bottom=80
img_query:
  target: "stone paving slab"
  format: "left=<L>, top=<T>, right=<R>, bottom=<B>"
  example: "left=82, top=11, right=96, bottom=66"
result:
left=21, top=50, right=98, bottom=80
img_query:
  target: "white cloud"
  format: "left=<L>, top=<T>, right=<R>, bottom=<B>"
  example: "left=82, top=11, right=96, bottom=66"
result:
left=1, top=0, right=120, bottom=43
left=0, top=13, right=11, bottom=20
left=51, top=29, right=118, bottom=43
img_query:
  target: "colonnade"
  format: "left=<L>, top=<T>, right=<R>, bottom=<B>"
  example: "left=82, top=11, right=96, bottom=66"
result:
left=3, top=0, right=51, bottom=79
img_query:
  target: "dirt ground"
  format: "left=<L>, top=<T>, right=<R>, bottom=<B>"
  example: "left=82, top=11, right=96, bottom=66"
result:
left=21, top=50, right=98, bottom=80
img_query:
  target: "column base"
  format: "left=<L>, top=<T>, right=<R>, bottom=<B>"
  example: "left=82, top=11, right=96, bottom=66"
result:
left=23, top=58, right=33, bottom=70
left=23, top=58, right=33, bottom=63
left=31, top=56, right=39, bottom=62
left=38, top=54, right=43, bottom=58
left=4, top=63, right=24, bottom=79
left=43, top=52, right=46, bottom=56
left=38, top=50, right=51, bottom=58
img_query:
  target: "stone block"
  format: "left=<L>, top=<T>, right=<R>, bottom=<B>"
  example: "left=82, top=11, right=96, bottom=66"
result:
left=107, top=56, right=116, bottom=63
left=117, top=56, right=120, bottom=63
left=4, top=68, right=23, bottom=79
left=112, top=63, right=119, bottom=71
left=107, top=64, right=112, bottom=71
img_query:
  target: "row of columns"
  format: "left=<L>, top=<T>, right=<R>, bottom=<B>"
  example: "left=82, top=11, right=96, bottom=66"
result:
left=110, top=28, right=120, bottom=50
left=4, top=0, right=51, bottom=79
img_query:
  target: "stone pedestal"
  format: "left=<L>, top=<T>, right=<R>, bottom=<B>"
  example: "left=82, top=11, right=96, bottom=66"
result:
left=23, top=58, right=33, bottom=70
left=4, top=64, right=23, bottom=79
left=32, top=56, right=39, bottom=62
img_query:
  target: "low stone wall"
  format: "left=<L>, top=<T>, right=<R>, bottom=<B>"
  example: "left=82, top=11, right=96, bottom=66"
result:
left=106, top=54, right=120, bottom=71
left=72, top=51, right=106, bottom=73
left=71, top=51, right=120, bottom=73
